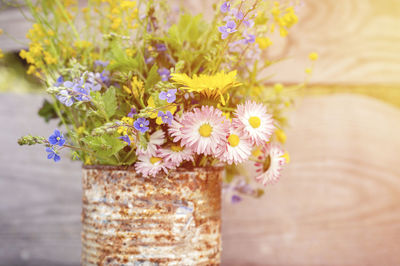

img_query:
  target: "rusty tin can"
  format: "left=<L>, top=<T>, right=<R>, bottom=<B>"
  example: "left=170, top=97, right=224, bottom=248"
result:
left=81, top=165, right=223, bottom=265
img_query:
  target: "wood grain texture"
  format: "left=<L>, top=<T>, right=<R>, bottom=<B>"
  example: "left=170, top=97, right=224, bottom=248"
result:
left=2, top=0, right=400, bottom=84
left=1, top=93, right=400, bottom=265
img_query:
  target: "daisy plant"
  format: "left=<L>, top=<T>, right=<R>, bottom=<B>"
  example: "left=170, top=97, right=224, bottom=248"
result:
left=17, top=0, right=317, bottom=202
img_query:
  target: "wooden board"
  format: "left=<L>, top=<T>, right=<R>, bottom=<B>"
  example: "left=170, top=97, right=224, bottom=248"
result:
left=1, top=92, right=400, bottom=265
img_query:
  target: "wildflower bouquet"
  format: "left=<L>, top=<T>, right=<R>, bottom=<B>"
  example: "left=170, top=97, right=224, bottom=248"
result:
left=17, top=0, right=315, bottom=199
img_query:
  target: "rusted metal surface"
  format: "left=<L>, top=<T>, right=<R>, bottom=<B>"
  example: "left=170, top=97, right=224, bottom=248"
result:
left=81, top=165, right=223, bottom=266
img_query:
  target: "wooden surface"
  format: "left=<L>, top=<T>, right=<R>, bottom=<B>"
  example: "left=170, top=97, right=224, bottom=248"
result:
left=1, top=93, right=400, bottom=265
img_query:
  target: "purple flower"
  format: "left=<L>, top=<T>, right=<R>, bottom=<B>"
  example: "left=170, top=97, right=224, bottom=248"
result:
left=158, top=68, right=171, bottom=81
left=54, top=76, right=64, bottom=87
left=64, top=79, right=91, bottom=102
left=48, top=129, right=66, bottom=146
left=87, top=71, right=108, bottom=91
left=134, top=117, right=149, bottom=133
left=145, top=57, right=155, bottom=64
left=218, top=20, right=237, bottom=39
left=158, top=111, right=173, bottom=125
left=231, top=8, right=244, bottom=20
left=56, top=90, right=74, bottom=106
left=119, top=135, right=131, bottom=145
left=220, top=1, right=231, bottom=13
left=94, top=60, right=109, bottom=68
left=73, top=84, right=91, bottom=101
left=159, top=89, right=177, bottom=103
left=243, top=33, right=255, bottom=44
left=46, top=147, right=61, bottom=162
left=243, top=19, right=254, bottom=28
left=231, top=195, right=242, bottom=204
left=156, top=43, right=167, bottom=52
left=127, top=107, right=137, bottom=118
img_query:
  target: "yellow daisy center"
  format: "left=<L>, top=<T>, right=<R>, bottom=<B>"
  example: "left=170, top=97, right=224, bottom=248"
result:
left=171, top=145, right=184, bottom=152
left=263, top=155, right=271, bottom=172
left=228, top=134, right=240, bottom=147
left=150, top=157, right=162, bottom=165
left=199, top=123, right=213, bottom=137
left=248, top=116, right=261, bottom=128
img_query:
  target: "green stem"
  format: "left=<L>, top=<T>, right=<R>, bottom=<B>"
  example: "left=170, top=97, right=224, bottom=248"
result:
left=54, top=0, right=80, bottom=40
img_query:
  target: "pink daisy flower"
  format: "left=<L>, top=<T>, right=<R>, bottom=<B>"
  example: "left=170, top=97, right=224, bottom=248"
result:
left=180, top=106, right=229, bottom=156
left=233, top=100, right=274, bottom=146
left=254, top=143, right=287, bottom=185
left=216, top=124, right=253, bottom=165
left=168, top=113, right=186, bottom=143
left=135, top=152, right=175, bottom=177
left=159, top=144, right=194, bottom=167
left=136, top=130, right=165, bottom=156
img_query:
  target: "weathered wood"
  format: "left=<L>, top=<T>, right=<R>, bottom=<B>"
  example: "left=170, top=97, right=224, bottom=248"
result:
left=1, top=93, right=400, bottom=265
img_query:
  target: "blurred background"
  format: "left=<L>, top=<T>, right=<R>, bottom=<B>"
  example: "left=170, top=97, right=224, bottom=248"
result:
left=1, top=0, right=400, bottom=265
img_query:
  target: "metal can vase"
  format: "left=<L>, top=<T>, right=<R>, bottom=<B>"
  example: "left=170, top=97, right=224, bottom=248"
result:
left=81, top=165, right=223, bottom=265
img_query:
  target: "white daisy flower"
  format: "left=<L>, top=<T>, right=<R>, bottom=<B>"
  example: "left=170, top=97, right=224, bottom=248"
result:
left=136, top=129, right=165, bottom=156
left=168, top=113, right=186, bottom=143
left=180, top=106, right=229, bottom=156
left=159, top=144, right=194, bottom=167
left=216, top=124, right=253, bottom=165
left=233, top=100, right=274, bottom=146
left=135, top=153, right=175, bottom=177
left=254, top=143, right=287, bottom=185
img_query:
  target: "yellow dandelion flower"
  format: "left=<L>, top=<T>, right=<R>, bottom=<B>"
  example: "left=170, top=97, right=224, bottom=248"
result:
left=0, top=29, right=3, bottom=35
left=170, top=70, right=241, bottom=103
left=0, top=48, right=4, bottom=59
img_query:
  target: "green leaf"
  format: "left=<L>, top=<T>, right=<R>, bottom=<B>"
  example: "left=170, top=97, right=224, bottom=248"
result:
left=103, top=87, right=117, bottom=119
left=145, top=64, right=159, bottom=89
left=38, top=99, right=57, bottom=122
left=83, top=134, right=126, bottom=159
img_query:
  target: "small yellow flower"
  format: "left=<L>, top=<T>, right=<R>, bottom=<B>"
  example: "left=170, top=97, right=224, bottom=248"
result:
left=27, top=65, right=36, bottom=75
left=0, top=29, right=3, bottom=36
left=256, top=37, right=273, bottom=49
left=275, top=128, right=287, bottom=144
left=125, top=48, right=136, bottom=57
left=305, top=67, right=313, bottom=74
left=309, top=52, right=319, bottom=61
left=0, top=48, right=4, bottom=59
left=111, top=17, right=122, bottom=30
left=274, top=83, right=283, bottom=93
left=44, top=51, right=57, bottom=65
left=123, top=76, right=144, bottom=99
left=121, top=0, right=136, bottom=9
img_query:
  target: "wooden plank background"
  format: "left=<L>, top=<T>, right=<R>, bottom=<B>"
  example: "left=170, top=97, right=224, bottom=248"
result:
left=1, top=0, right=400, bottom=265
